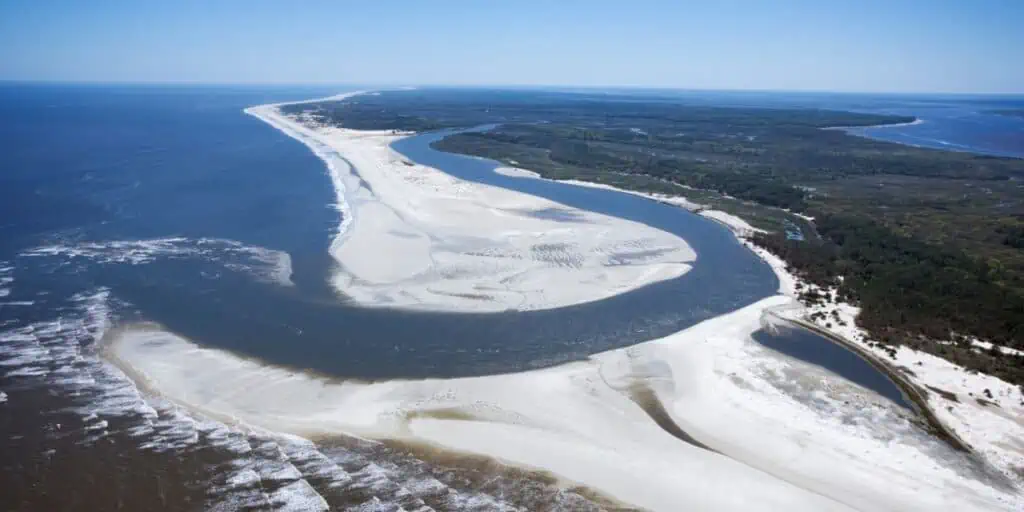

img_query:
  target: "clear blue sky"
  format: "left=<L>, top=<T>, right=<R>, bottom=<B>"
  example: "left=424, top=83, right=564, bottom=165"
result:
left=1, top=0, right=1022, bottom=93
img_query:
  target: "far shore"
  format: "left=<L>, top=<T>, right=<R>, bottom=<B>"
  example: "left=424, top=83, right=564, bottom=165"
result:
left=822, top=117, right=924, bottom=131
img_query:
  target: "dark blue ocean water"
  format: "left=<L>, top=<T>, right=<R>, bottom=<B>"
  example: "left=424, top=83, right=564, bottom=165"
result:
left=840, top=97, right=1024, bottom=159
left=5, top=83, right=1007, bottom=401
left=0, top=83, right=345, bottom=280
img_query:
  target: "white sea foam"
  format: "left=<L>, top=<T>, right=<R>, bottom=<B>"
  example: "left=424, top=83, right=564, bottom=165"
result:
left=107, top=294, right=1022, bottom=511
left=21, top=237, right=293, bottom=287
left=0, top=290, right=333, bottom=508
left=0, top=285, right=575, bottom=509
left=246, top=98, right=697, bottom=312
left=0, top=301, right=33, bottom=307
left=0, top=263, right=12, bottom=298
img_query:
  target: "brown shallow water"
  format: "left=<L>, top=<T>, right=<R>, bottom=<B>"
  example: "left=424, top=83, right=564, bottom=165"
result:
left=0, top=290, right=636, bottom=511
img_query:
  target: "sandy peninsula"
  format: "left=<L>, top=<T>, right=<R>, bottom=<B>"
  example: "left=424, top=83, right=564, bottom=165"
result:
left=246, top=98, right=695, bottom=312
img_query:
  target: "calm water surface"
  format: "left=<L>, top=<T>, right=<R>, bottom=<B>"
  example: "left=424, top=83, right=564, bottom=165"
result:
left=660, top=89, right=1024, bottom=158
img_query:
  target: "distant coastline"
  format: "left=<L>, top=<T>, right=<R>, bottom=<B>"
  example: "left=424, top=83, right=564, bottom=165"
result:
left=823, top=117, right=923, bottom=131
left=990, top=109, right=1024, bottom=119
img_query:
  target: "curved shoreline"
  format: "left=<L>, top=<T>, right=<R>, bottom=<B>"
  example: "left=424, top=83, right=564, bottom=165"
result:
left=822, top=117, right=923, bottom=131
left=769, top=313, right=973, bottom=452
left=247, top=99, right=697, bottom=313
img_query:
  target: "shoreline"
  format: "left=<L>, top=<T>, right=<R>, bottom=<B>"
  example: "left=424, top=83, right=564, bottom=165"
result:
left=831, top=115, right=1024, bottom=160
left=244, top=92, right=364, bottom=279
left=770, top=313, right=973, bottom=452
left=493, top=167, right=767, bottom=237
left=579, top=175, right=1011, bottom=461
left=740, top=237, right=1024, bottom=489
left=823, top=117, right=924, bottom=131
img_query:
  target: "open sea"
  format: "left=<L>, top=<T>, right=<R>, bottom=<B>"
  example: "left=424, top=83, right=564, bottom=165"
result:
left=1, top=84, right=1020, bottom=510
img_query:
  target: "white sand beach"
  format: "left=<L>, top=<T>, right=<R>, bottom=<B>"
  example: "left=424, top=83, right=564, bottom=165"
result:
left=245, top=100, right=695, bottom=312
left=109, top=292, right=1021, bottom=511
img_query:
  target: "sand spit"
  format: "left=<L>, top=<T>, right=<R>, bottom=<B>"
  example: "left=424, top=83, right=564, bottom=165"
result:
left=824, top=118, right=925, bottom=131
left=245, top=99, right=695, bottom=312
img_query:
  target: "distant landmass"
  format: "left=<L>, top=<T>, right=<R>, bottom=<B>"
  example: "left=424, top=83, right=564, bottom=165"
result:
left=992, top=109, right=1024, bottom=119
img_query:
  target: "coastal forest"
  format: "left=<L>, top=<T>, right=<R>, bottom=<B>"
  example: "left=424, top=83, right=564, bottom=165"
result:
left=284, top=89, right=1024, bottom=386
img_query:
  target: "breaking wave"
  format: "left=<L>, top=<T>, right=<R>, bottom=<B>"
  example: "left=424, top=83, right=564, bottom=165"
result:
left=0, top=287, right=625, bottom=510
left=244, top=102, right=357, bottom=274
left=21, top=237, right=294, bottom=287
left=0, top=262, right=12, bottom=299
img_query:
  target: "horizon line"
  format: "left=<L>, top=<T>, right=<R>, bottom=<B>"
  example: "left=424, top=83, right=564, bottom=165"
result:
left=2, top=78, right=1023, bottom=97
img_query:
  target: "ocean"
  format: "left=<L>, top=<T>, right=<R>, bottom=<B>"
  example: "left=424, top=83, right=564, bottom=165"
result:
left=1, top=84, right=1018, bottom=510
left=590, top=88, right=1024, bottom=158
